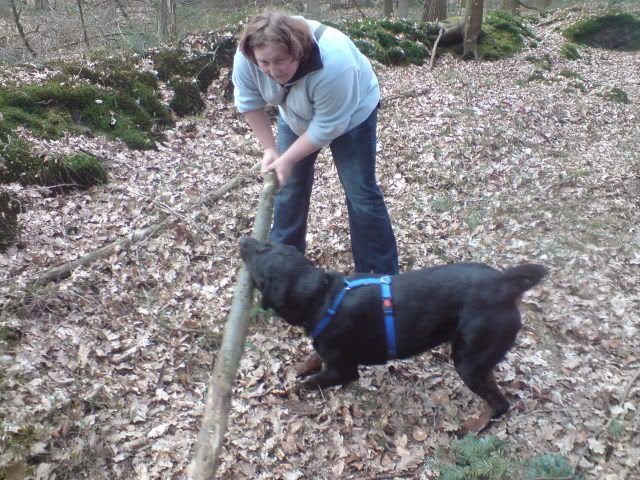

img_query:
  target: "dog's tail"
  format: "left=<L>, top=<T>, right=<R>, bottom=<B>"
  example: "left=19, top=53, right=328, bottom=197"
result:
left=501, top=264, right=548, bottom=296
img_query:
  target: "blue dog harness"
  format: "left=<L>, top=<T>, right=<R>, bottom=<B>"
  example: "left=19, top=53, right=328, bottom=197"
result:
left=310, top=275, right=398, bottom=359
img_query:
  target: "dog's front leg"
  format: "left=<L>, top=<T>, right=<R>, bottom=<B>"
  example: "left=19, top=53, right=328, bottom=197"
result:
left=301, top=363, right=359, bottom=390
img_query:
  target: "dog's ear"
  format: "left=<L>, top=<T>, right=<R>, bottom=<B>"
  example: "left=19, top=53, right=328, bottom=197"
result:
left=260, top=275, right=288, bottom=311
left=296, top=268, right=329, bottom=298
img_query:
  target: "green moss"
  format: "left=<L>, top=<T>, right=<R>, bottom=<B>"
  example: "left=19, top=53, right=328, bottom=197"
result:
left=325, top=18, right=437, bottom=65
left=352, top=38, right=388, bottom=64
left=0, top=135, right=108, bottom=189
left=169, top=80, right=205, bottom=117
left=525, top=54, right=552, bottom=71
left=479, top=11, right=535, bottom=60
left=152, top=35, right=237, bottom=92
left=603, top=87, right=631, bottom=104
left=0, top=135, right=43, bottom=185
left=47, top=152, right=108, bottom=189
left=0, top=191, right=20, bottom=252
left=0, top=80, right=165, bottom=149
left=564, top=12, right=640, bottom=51
left=561, top=42, right=582, bottom=60
left=559, top=69, right=582, bottom=79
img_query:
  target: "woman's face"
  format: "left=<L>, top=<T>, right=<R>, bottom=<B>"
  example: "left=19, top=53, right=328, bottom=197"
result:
left=254, top=44, right=300, bottom=85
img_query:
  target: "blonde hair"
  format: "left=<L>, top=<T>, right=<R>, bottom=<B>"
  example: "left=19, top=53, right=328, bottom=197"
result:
left=239, top=11, right=314, bottom=64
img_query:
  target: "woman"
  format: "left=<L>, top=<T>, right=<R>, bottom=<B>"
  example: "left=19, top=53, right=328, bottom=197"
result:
left=232, top=11, right=398, bottom=275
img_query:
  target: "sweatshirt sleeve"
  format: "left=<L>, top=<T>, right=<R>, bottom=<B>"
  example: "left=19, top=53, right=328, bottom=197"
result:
left=232, top=49, right=267, bottom=113
left=305, top=66, right=360, bottom=146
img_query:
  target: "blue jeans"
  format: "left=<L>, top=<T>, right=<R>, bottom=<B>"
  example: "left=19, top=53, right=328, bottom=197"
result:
left=271, top=108, right=399, bottom=274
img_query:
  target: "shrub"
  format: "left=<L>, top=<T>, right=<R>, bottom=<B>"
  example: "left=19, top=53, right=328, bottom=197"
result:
left=170, top=80, right=206, bottom=117
left=433, top=435, right=579, bottom=480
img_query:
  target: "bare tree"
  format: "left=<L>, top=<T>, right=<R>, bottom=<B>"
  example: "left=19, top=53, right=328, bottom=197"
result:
left=422, top=0, right=447, bottom=21
left=10, top=0, right=37, bottom=57
left=158, top=0, right=177, bottom=42
left=398, top=0, right=408, bottom=18
left=35, top=0, right=52, bottom=11
left=463, top=0, right=483, bottom=60
left=307, top=0, right=322, bottom=17
left=76, top=0, right=90, bottom=49
left=113, top=0, right=130, bottom=20
left=383, top=0, right=393, bottom=17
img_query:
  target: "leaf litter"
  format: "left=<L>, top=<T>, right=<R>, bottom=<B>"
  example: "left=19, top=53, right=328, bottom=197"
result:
left=1, top=11, right=639, bottom=480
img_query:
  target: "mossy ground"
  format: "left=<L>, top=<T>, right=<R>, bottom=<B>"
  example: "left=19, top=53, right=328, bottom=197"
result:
left=564, top=12, right=640, bottom=51
left=152, top=33, right=237, bottom=115
left=0, top=135, right=108, bottom=190
left=0, top=52, right=175, bottom=150
left=478, top=11, right=537, bottom=60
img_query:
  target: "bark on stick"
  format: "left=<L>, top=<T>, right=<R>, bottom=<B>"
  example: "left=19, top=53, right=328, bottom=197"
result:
left=189, top=171, right=278, bottom=480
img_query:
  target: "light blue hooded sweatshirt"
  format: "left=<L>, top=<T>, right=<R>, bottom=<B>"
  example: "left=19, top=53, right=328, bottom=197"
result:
left=232, top=18, right=380, bottom=147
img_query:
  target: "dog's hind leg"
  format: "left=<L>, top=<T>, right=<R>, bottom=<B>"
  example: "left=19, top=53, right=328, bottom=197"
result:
left=455, top=370, right=510, bottom=436
left=452, top=339, right=513, bottom=436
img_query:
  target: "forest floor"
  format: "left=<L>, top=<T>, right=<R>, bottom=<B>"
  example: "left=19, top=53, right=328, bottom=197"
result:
left=1, top=7, right=639, bottom=480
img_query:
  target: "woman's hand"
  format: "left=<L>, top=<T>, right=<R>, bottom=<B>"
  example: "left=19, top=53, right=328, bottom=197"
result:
left=261, top=147, right=279, bottom=173
left=263, top=155, right=294, bottom=188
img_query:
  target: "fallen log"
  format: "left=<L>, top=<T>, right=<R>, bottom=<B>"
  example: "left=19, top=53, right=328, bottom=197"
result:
left=28, top=161, right=261, bottom=288
left=189, top=171, right=278, bottom=480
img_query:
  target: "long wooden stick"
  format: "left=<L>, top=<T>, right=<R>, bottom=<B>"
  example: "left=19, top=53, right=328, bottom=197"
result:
left=429, top=26, right=445, bottom=70
left=25, top=161, right=261, bottom=288
left=189, top=172, right=278, bottom=480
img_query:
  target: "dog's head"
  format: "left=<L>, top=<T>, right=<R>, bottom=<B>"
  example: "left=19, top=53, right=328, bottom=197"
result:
left=239, top=237, right=332, bottom=326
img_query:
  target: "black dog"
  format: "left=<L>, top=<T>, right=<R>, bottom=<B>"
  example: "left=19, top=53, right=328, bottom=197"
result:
left=239, top=237, right=547, bottom=433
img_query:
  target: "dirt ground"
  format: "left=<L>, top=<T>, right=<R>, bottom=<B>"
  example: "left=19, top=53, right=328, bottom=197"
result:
left=1, top=7, right=639, bottom=480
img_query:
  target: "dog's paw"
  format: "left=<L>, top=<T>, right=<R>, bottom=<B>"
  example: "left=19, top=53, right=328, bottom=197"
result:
left=456, top=405, right=496, bottom=437
left=299, top=378, right=323, bottom=392
left=294, top=353, right=323, bottom=378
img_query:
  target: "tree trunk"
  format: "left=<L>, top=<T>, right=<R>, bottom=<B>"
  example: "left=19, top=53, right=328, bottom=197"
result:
left=189, top=173, right=278, bottom=480
left=10, top=0, right=37, bottom=58
left=158, top=0, right=177, bottom=42
left=307, top=0, right=321, bottom=17
left=398, top=0, right=409, bottom=19
left=35, top=0, right=51, bottom=11
left=422, top=0, right=447, bottom=21
left=463, top=0, right=483, bottom=60
left=76, top=0, right=90, bottom=49
left=383, top=0, right=393, bottom=18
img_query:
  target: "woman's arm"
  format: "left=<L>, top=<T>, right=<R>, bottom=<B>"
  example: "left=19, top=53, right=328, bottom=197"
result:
left=245, top=108, right=321, bottom=187
left=269, top=132, right=321, bottom=187
left=243, top=108, right=280, bottom=171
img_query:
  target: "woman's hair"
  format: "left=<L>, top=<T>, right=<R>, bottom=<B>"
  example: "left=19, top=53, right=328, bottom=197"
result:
left=239, top=11, right=314, bottom=64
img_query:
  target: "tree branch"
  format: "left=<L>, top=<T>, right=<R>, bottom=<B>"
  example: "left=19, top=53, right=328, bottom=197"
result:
left=23, top=161, right=261, bottom=289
